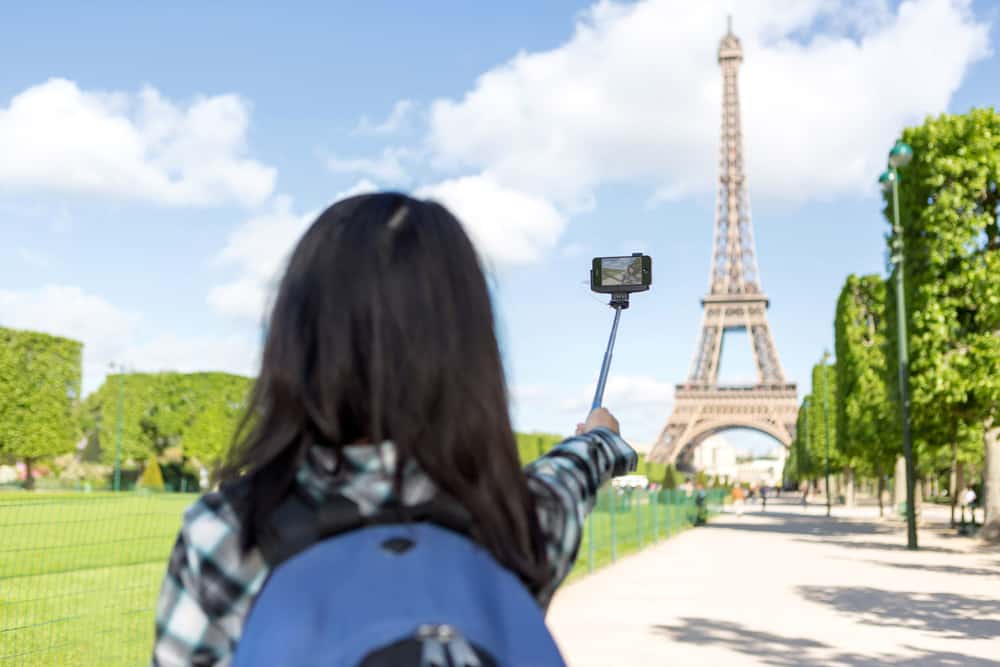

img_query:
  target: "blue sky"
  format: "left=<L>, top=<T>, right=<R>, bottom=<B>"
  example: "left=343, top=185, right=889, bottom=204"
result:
left=1, top=1, right=997, bottom=452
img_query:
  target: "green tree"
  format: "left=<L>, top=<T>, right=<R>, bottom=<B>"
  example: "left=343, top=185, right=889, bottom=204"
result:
left=82, top=372, right=253, bottom=471
left=887, top=109, right=1000, bottom=540
left=790, top=397, right=815, bottom=482
left=834, top=274, right=899, bottom=513
left=0, top=328, right=82, bottom=488
left=804, top=364, right=839, bottom=490
left=183, top=373, right=253, bottom=476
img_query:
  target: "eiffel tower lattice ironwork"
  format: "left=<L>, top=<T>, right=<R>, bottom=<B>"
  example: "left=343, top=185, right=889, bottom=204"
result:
left=648, top=20, right=797, bottom=468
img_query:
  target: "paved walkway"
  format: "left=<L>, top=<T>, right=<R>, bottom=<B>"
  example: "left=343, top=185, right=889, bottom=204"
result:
left=547, top=498, right=1000, bottom=666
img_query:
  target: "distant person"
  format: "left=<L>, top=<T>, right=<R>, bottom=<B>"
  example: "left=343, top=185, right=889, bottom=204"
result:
left=963, top=485, right=978, bottom=526
left=731, top=484, right=746, bottom=517
left=761, top=485, right=768, bottom=512
left=694, top=483, right=708, bottom=525
left=151, top=193, right=636, bottom=666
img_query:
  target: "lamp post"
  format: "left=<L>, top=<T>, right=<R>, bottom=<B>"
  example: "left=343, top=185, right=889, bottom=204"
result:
left=879, top=140, right=918, bottom=550
left=801, top=397, right=810, bottom=507
left=820, top=350, right=832, bottom=518
left=111, top=363, right=125, bottom=492
left=799, top=397, right=808, bottom=488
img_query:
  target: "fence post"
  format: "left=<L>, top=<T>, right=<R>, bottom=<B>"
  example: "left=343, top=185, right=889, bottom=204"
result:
left=671, top=490, right=677, bottom=534
left=637, top=489, right=643, bottom=548
left=652, top=490, right=659, bottom=542
left=610, top=487, right=617, bottom=563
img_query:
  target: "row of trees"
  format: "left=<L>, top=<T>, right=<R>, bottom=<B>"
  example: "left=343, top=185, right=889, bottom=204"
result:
left=81, top=371, right=253, bottom=478
left=7, top=333, right=652, bottom=490
left=0, top=326, right=255, bottom=489
left=785, top=109, right=1000, bottom=540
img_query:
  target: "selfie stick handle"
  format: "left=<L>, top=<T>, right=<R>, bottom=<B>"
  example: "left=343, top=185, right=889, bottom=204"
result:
left=591, top=296, right=628, bottom=410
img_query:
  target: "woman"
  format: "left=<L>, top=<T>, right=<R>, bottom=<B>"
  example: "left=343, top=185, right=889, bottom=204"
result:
left=151, top=193, right=636, bottom=665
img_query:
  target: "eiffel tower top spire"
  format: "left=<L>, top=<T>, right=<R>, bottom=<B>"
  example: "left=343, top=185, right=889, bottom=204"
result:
left=709, top=18, right=761, bottom=297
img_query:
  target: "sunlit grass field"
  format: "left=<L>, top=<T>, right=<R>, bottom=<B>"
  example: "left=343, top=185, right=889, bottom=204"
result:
left=0, top=492, right=194, bottom=666
left=0, top=489, right=711, bottom=666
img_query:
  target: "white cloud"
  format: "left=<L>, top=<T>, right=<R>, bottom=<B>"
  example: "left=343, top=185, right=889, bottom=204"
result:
left=426, top=0, right=990, bottom=205
left=334, top=178, right=380, bottom=201
left=417, top=173, right=567, bottom=266
left=0, top=285, right=259, bottom=395
left=355, top=99, right=416, bottom=134
left=209, top=176, right=566, bottom=321
left=214, top=196, right=314, bottom=281
left=0, top=78, right=276, bottom=207
left=326, top=147, right=413, bottom=185
left=206, top=278, right=271, bottom=321
left=125, top=332, right=257, bottom=379
left=559, top=374, right=675, bottom=413
left=209, top=195, right=318, bottom=320
left=0, top=285, right=138, bottom=393
left=512, top=375, right=674, bottom=444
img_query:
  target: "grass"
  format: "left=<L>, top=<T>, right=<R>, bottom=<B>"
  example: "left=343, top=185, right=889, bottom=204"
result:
left=0, top=488, right=720, bottom=665
left=0, top=492, right=195, bottom=667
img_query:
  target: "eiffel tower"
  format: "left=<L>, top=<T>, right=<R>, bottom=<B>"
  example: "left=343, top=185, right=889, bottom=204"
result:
left=648, top=20, right=797, bottom=469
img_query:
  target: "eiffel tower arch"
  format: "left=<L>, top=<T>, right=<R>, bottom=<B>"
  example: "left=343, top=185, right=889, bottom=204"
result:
left=648, top=20, right=798, bottom=470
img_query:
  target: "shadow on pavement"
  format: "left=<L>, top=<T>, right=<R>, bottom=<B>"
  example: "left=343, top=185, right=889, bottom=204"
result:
left=858, top=559, right=1000, bottom=578
left=709, top=507, right=968, bottom=553
left=798, top=586, right=1000, bottom=640
left=708, top=511, right=894, bottom=537
left=653, top=618, right=1000, bottom=666
left=794, top=537, right=963, bottom=554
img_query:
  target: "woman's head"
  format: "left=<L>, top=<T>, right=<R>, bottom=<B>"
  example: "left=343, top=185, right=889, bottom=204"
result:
left=223, top=193, right=545, bottom=587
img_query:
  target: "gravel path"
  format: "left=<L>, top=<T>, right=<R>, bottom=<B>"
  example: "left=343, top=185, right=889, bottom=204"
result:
left=547, top=498, right=1000, bottom=666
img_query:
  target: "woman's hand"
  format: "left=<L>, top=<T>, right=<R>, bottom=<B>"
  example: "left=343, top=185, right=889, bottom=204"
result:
left=574, top=407, right=620, bottom=436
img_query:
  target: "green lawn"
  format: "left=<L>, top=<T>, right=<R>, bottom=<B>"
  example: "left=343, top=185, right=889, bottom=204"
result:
left=0, top=492, right=195, bottom=666
left=0, top=489, right=719, bottom=665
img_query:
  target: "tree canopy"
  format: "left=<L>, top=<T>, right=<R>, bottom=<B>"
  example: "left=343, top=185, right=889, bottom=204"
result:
left=834, top=274, right=899, bottom=479
left=83, top=371, right=253, bottom=472
left=0, top=327, right=82, bottom=470
left=887, top=109, right=1000, bottom=537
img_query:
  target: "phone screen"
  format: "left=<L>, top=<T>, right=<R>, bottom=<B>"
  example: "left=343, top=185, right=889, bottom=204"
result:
left=600, top=256, right=643, bottom=287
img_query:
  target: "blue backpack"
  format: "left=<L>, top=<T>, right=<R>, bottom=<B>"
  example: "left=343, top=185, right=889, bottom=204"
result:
left=228, top=485, right=567, bottom=667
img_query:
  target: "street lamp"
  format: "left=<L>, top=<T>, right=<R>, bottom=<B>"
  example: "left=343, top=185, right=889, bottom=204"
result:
left=109, top=362, right=126, bottom=492
left=820, top=350, right=832, bottom=518
left=801, top=396, right=810, bottom=507
left=879, top=139, right=918, bottom=550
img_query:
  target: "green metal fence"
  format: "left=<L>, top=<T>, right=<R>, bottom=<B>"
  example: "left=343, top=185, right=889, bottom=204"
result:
left=1, top=486, right=726, bottom=665
left=569, top=487, right=726, bottom=580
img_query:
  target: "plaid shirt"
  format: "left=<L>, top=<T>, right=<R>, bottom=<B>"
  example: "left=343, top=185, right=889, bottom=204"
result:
left=152, top=427, right=636, bottom=666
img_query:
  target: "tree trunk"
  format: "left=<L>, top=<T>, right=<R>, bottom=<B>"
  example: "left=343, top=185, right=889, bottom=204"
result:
left=877, top=464, right=885, bottom=519
left=893, top=456, right=906, bottom=514
left=23, top=457, right=35, bottom=490
left=982, top=420, right=1000, bottom=542
left=844, top=467, right=856, bottom=507
left=948, top=422, right=959, bottom=527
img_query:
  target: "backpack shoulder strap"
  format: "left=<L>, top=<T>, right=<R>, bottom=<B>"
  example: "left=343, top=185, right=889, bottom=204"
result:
left=222, top=475, right=476, bottom=568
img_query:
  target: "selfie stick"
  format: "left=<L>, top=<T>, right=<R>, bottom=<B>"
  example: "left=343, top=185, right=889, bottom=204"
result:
left=591, top=293, right=629, bottom=410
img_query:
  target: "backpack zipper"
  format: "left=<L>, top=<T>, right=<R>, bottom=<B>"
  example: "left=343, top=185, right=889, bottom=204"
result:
left=417, top=624, right=482, bottom=667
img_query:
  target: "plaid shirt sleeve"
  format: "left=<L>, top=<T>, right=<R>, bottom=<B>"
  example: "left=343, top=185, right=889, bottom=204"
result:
left=151, top=493, right=269, bottom=667
left=524, top=427, right=637, bottom=606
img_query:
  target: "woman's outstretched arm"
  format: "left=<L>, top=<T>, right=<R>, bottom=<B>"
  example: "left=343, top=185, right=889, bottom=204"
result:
left=524, top=414, right=637, bottom=606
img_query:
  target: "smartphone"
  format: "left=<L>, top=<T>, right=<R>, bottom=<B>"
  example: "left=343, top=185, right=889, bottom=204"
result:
left=590, top=254, right=652, bottom=294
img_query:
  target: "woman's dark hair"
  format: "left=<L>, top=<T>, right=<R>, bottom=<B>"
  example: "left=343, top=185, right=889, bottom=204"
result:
left=220, top=192, right=547, bottom=590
